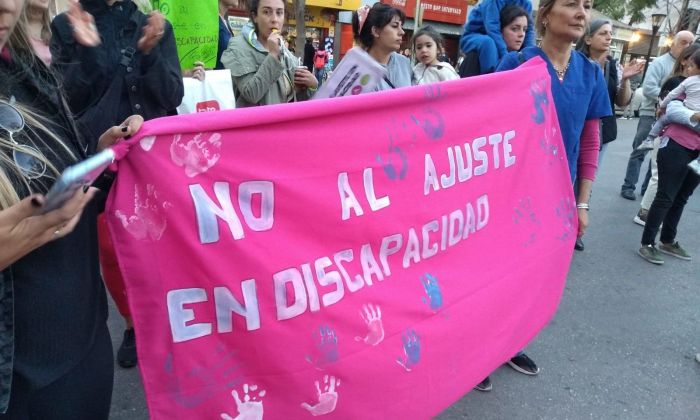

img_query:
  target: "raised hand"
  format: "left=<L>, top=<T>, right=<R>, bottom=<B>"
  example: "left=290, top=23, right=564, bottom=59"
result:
left=622, top=58, right=645, bottom=80
left=67, top=0, right=100, bottom=47
left=137, top=11, right=165, bottom=54
left=266, top=30, right=282, bottom=59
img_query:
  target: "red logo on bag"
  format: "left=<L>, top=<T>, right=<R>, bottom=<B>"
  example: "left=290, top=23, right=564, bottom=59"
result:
left=196, top=100, right=220, bottom=113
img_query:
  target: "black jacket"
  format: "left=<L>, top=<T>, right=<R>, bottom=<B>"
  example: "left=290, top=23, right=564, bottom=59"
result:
left=0, top=50, right=106, bottom=414
left=50, top=0, right=184, bottom=143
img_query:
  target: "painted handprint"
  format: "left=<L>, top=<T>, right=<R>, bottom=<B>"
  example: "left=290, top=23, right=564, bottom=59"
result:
left=354, top=304, right=385, bottom=346
left=376, top=136, right=408, bottom=181
left=530, top=78, right=549, bottom=124
left=396, top=328, right=421, bottom=371
left=513, top=197, right=541, bottom=247
left=115, top=184, right=172, bottom=241
left=170, top=132, right=222, bottom=177
left=306, top=325, right=339, bottom=368
left=420, top=273, right=443, bottom=312
left=162, top=346, right=243, bottom=409
left=422, top=84, right=442, bottom=101
left=411, top=108, right=445, bottom=140
left=539, top=126, right=564, bottom=164
left=555, top=197, right=577, bottom=241
left=220, top=383, right=266, bottom=420
left=300, top=375, right=341, bottom=416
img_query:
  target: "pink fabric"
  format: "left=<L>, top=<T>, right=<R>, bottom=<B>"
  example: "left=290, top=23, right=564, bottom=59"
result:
left=663, top=123, right=700, bottom=150
left=97, top=214, right=130, bottom=317
left=105, top=57, right=576, bottom=419
left=577, top=119, right=600, bottom=181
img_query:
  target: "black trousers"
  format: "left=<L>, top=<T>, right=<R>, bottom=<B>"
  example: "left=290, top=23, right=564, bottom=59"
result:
left=0, top=324, right=113, bottom=420
left=641, top=139, right=700, bottom=245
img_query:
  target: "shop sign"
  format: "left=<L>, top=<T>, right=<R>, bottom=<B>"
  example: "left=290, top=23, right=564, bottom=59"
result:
left=382, top=0, right=468, bottom=25
left=288, top=6, right=337, bottom=29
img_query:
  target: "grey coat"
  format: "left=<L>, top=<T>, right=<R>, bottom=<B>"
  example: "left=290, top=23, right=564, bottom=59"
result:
left=221, top=23, right=311, bottom=107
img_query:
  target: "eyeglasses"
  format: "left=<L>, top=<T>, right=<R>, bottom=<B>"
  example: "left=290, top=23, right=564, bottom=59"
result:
left=0, top=98, right=47, bottom=179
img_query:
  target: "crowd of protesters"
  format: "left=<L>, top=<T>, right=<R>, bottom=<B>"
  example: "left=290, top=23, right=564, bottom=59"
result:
left=0, top=0, right=699, bottom=417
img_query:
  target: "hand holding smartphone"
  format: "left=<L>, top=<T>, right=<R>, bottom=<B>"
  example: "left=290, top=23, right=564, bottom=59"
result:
left=41, top=148, right=115, bottom=214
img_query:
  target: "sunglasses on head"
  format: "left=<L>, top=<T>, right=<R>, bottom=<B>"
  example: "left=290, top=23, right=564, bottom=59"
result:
left=0, top=98, right=47, bottom=180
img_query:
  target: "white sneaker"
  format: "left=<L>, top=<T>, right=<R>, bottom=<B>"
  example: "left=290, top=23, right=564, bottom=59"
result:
left=636, top=139, right=655, bottom=151
left=688, top=159, right=700, bottom=176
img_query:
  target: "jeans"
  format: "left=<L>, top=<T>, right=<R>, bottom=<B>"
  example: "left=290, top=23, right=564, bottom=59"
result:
left=314, top=68, right=326, bottom=87
left=622, top=115, right=654, bottom=194
left=641, top=139, right=700, bottom=245
left=640, top=137, right=661, bottom=211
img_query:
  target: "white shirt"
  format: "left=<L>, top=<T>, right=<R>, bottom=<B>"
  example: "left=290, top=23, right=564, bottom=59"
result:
left=412, top=62, right=460, bottom=85
left=660, top=74, right=700, bottom=111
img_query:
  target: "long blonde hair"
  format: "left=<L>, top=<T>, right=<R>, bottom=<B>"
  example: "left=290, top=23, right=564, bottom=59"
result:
left=0, top=100, right=73, bottom=209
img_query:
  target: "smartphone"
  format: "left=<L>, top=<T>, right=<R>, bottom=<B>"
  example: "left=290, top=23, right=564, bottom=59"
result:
left=41, top=148, right=115, bottom=214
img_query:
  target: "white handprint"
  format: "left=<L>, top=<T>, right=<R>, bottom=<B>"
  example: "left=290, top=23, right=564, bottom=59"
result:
left=354, top=304, right=384, bottom=346
left=300, top=375, right=341, bottom=416
left=170, top=132, right=222, bottom=177
left=114, top=184, right=172, bottom=241
left=220, top=383, right=266, bottom=420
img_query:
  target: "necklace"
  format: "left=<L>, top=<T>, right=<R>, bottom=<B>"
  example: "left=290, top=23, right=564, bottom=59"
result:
left=552, top=56, right=571, bottom=81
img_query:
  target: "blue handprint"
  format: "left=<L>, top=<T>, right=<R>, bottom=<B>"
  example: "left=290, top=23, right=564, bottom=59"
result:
left=530, top=78, right=549, bottom=124
left=420, top=273, right=443, bottom=312
left=411, top=108, right=445, bottom=140
left=162, top=345, right=243, bottom=409
left=306, top=325, right=339, bottom=368
left=396, top=329, right=421, bottom=371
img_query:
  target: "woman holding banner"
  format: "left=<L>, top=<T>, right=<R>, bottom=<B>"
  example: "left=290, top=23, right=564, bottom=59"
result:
left=352, top=3, right=412, bottom=91
left=1, top=0, right=146, bottom=415
left=221, top=0, right=318, bottom=107
left=492, top=0, right=611, bottom=392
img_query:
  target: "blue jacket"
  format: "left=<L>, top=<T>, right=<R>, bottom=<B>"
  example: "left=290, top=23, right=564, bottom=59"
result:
left=459, top=0, right=535, bottom=74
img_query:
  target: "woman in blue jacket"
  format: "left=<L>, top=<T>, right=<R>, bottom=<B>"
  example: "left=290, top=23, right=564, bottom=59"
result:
left=459, top=0, right=534, bottom=77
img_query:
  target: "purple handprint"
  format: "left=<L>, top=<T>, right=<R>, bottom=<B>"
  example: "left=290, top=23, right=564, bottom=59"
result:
left=513, top=197, right=541, bottom=247
left=306, top=325, right=339, bottom=369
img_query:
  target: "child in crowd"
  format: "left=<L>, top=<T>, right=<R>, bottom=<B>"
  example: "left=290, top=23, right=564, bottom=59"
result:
left=412, top=25, right=459, bottom=85
left=638, top=50, right=700, bottom=174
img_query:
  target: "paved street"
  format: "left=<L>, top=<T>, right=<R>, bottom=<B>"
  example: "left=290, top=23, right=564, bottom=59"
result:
left=107, top=118, right=700, bottom=419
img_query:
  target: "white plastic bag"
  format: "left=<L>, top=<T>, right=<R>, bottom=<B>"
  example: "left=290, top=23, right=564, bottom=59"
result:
left=177, top=69, right=236, bottom=114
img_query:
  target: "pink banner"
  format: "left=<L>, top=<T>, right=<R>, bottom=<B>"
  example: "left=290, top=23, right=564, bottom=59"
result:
left=106, top=57, right=575, bottom=419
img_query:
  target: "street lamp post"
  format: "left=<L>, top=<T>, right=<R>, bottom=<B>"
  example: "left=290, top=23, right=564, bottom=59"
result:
left=642, top=13, right=667, bottom=81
